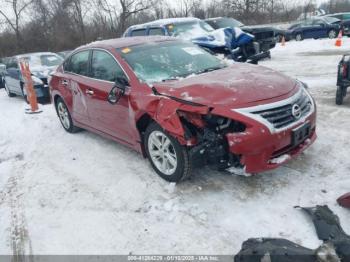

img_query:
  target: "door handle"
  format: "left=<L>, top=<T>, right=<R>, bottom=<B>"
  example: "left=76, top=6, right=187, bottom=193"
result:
left=86, top=89, right=94, bottom=95
left=62, top=79, right=68, bottom=86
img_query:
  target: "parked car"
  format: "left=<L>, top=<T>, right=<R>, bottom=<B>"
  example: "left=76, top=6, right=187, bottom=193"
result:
left=57, top=50, right=72, bottom=58
left=123, top=18, right=266, bottom=63
left=50, top=36, right=317, bottom=182
left=3, top=52, right=63, bottom=102
left=284, top=17, right=341, bottom=41
left=336, top=54, right=350, bottom=105
left=205, top=17, right=276, bottom=54
left=324, top=12, right=350, bottom=36
left=0, top=63, right=6, bottom=89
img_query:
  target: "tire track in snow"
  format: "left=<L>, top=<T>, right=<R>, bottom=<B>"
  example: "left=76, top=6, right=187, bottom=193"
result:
left=4, top=165, right=33, bottom=262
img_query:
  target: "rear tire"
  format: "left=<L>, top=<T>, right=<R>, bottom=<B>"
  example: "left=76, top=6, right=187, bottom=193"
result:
left=144, top=122, right=192, bottom=182
left=336, top=86, right=345, bottom=105
left=295, top=33, right=303, bottom=41
left=55, top=97, right=80, bottom=133
left=4, top=82, right=15, bottom=97
left=328, top=30, right=337, bottom=39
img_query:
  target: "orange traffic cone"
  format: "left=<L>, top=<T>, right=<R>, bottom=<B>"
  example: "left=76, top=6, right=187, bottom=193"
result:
left=335, top=30, right=343, bottom=47
left=281, top=36, right=286, bottom=47
left=19, top=61, right=42, bottom=114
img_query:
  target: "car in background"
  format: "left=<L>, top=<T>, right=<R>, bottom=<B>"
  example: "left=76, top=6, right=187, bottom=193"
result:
left=284, top=17, right=341, bottom=41
left=123, top=18, right=266, bottom=63
left=3, top=52, right=63, bottom=102
left=336, top=54, right=350, bottom=105
left=50, top=36, right=316, bottom=182
left=0, top=63, right=6, bottom=89
left=205, top=17, right=276, bottom=53
left=57, top=50, right=72, bottom=58
left=325, top=12, right=350, bottom=36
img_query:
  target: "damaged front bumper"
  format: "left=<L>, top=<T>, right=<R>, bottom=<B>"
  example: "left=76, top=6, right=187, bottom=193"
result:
left=226, top=122, right=316, bottom=174
left=200, top=87, right=317, bottom=174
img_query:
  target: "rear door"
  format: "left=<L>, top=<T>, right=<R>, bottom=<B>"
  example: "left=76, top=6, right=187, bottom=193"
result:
left=301, top=20, right=315, bottom=39
left=64, top=50, right=91, bottom=125
left=85, top=49, right=133, bottom=144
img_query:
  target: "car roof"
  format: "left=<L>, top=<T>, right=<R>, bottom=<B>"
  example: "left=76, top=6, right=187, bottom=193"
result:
left=327, top=12, right=350, bottom=16
left=126, top=17, right=200, bottom=31
left=76, top=36, right=178, bottom=51
left=16, top=52, right=59, bottom=58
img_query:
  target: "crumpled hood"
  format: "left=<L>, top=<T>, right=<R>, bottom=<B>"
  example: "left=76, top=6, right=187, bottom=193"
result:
left=153, top=64, right=298, bottom=108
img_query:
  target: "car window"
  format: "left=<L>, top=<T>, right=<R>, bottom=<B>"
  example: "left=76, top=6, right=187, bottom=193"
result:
left=68, top=50, right=90, bottom=76
left=209, top=18, right=244, bottom=29
left=7, top=58, right=18, bottom=69
left=148, top=28, right=165, bottom=36
left=302, top=19, right=313, bottom=26
left=313, top=20, right=325, bottom=25
left=344, top=14, right=350, bottom=20
left=131, top=29, right=146, bottom=36
left=91, top=50, right=126, bottom=82
left=167, top=21, right=214, bottom=40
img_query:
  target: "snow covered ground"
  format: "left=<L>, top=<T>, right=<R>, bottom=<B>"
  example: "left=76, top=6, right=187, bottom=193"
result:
left=0, top=38, right=350, bottom=256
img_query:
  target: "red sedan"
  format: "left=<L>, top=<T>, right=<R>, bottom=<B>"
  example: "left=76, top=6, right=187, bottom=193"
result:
left=50, top=36, right=317, bottom=182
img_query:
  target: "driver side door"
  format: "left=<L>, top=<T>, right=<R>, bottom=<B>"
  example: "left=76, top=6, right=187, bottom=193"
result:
left=86, top=49, right=133, bottom=145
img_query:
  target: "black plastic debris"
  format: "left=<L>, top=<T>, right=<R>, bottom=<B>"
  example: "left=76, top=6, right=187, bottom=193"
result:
left=234, top=238, right=316, bottom=262
left=234, top=206, right=350, bottom=262
left=300, top=205, right=350, bottom=261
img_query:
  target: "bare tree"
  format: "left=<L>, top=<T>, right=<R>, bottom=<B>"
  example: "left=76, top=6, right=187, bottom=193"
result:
left=69, top=0, right=90, bottom=43
left=118, top=0, right=153, bottom=34
left=0, top=0, right=33, bottom=51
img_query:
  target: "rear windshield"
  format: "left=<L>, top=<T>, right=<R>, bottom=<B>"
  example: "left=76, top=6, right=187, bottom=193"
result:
left=166, top=21, right=214, bottom=39
left=19, top=54, right=63, bottom=68
left=209, top=18, right=244, bottom=29
left=118, top=41, right=226, bottom=83
left=323, top=17, right=340, bottom=24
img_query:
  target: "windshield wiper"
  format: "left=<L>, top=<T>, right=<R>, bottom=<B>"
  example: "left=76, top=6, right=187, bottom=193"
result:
left=197, top=66, right=226, bottom=75
left=161, top=77, right=179, bottom=82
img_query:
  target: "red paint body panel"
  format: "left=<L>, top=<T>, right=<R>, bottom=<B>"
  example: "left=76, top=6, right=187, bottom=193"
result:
left=50, top=36, right=317, bottom=174
left=338, top=193, right=350, bottom=208
left=153, top=64, right=298, bottom=108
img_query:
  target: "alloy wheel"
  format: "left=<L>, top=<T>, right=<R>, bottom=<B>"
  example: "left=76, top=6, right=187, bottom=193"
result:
left=57, top=102, right=70, bottom=129
left=147, top=131, right=178, bottom=176
left=329, top=30, right=337, bottom=39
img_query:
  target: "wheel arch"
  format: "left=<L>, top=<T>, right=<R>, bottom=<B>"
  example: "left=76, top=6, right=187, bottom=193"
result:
left=136, top=113, right=155, bottom=157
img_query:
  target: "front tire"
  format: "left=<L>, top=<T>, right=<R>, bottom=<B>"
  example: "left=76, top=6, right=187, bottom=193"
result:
left=55, top=97, right=80, bottom=133
left=328, top=30, right=337, bottom=39
left=295, top=33, right=303, bottom=41
left=336, top=86, right=345, bottom=105
left=144, top=122, right=192, bottom=182
left=4, top=82, right=15, bottom=97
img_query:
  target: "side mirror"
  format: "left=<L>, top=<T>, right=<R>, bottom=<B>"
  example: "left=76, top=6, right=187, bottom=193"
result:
left=107, top=76, right=129, bottom=104
left=319, top=23, right=325, bottom=27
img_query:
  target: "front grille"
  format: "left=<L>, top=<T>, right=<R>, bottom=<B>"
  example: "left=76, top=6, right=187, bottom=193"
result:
left=253, top=90, right=312, bottom=129
left=254, top=31, right=274, bottom=40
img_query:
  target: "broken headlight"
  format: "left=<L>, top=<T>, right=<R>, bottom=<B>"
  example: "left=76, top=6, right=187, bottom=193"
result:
left=203, top=115, right=246, bottom=133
